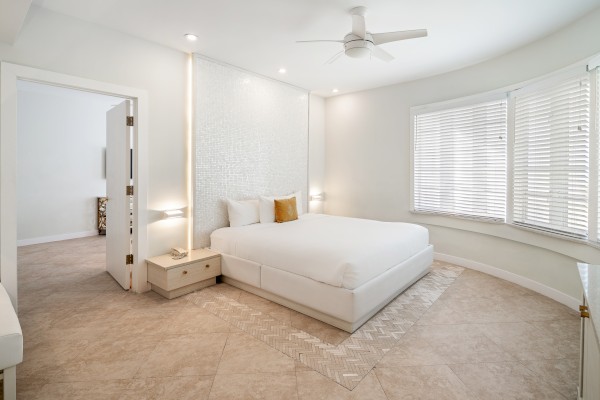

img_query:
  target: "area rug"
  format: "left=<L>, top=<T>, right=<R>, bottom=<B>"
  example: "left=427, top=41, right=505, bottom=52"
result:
left=187, top=265, right=463, bottom=390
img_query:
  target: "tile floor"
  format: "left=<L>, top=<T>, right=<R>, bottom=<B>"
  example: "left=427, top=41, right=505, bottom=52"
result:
left=3, top=236, right=581, bottom=399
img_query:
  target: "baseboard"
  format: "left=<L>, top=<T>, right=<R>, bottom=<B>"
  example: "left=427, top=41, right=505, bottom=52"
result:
left=434, top=252, right=580, bottom=311
left=17, top=230, right=99, bottom=247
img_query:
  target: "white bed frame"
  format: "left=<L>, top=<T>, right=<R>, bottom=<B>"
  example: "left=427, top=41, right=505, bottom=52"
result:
left=219, top=244, right=433, bottom=333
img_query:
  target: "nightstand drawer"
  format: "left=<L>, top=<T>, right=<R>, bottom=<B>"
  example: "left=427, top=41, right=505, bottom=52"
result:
left=164, top=257, right=221, bottom=290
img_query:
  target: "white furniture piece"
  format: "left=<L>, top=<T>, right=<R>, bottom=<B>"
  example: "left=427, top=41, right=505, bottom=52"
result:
left=211, top=214, right=433, bottom=332
left=146, top=249, right=221, bottom=299
left=578, top=263, right=600, bottom=400
left=0, top=283, right=23, bottom=400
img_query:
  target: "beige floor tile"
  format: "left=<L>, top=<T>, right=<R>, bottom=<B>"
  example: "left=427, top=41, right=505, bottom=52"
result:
left=127, top=375, right=214, bottom=400
left=237, top=291, right=293, bottom=323
left=14, top=238, right=582, bottom=400
left=450, top=362, right=567, bottom=400
left=411, top=324, right=517, bottom=364
left=375, top=365, right=476, bottom=400
left=37, top=308, right=128, bottom=341
left=208, top=372, right=298, bottom=400
left=26, top=291, right=93, bottom=313
left=376, top=330, right=447, bottom=367
left=164, top=308, right=231, bottom=334
left=290, top=311, right=351, bottom=345
left=418, top=296, right=522, bottom=325
left=438, top=270, right=534, bottom=301
left=53, top=335, right=163, bottom=382
left=295, top=359, right=312, bottom=372
left=201, top=282, right=244, bottom=301
left=13, top=376, right=49, bottom=400
left=296, top=370, right=387, bottom=400
left=522, top=358, right=579, bottom=399
left=530, top=318, right=581, bottom=342
left=31, top=379, right=134, bottom=400
left=505, top=294, right=579, bottom=322
left=477, top=322, right=579, bottom=361
left=217, top=332, right=295, bottom=374
left=17, top=310, right=61, bottom=340
left=136, top=333, right=228, bottom=378
left=107, top=307, right=179, bottom=338
left=18, top=337, right=92, bottom=378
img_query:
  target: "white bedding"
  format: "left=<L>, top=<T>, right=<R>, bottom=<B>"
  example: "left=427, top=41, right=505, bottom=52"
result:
left=210, top=214, right=429, bottom=289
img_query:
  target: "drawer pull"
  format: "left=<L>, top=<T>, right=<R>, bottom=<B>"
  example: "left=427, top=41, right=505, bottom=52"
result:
left=205, top=264, right=210, bottom=268
left=182, top=270, right=188, bottom=275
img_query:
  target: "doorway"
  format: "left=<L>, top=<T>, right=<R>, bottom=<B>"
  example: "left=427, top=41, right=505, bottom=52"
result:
left=0, top=62, right=150, bottom=309
left=16, top=80, right=132, bottom=289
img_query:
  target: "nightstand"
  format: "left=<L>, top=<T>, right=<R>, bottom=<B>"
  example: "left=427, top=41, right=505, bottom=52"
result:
left=146, top=249, right=221, bottom=299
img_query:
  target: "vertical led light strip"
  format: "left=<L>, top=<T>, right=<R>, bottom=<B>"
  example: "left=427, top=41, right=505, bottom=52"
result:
left=186, top=53, right=194, bottom=250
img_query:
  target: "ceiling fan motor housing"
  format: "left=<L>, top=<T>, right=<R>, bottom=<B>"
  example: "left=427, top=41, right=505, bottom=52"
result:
left=344, top=32, right=374, bottom=58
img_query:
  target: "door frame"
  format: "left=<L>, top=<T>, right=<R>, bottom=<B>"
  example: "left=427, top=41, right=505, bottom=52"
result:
left=0, top=62, right=151, bottom=309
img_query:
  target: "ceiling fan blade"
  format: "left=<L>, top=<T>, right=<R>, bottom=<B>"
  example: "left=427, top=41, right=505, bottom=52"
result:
left=351, top=14, right=366, bottom=38
left=296, top=40, right=344, bottom=43
left=325, top=50, right=345, bottom=65
left=371, top=46, right=394, bottom=62
left=372, top=29, right=428, bottom=45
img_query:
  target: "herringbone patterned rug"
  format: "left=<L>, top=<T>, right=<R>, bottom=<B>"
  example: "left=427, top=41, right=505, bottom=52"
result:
left=187, top=265, right=463, bottom=389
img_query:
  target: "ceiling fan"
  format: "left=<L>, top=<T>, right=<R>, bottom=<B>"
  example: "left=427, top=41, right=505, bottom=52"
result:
left=298, top=6, right=427, bottom=63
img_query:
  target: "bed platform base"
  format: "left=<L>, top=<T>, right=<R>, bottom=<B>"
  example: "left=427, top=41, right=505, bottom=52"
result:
left=219, top=244, right=433, bottom=333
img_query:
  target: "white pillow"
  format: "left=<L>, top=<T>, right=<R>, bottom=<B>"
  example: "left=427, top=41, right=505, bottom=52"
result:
left=259, top=191, right=302, bottom=223
left=226, top=199, right=259, bottom=227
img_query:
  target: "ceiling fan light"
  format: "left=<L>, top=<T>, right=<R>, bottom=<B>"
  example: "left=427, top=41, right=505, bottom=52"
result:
left=345, top=46, right=371, bottom=59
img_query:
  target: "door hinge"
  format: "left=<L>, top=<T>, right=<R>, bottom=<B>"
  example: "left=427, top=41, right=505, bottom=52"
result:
left=126, top=254, right=134, bottom=265
left=126, top=116, right=134, bottom=126
left=126, top=185, right=134, bottom=196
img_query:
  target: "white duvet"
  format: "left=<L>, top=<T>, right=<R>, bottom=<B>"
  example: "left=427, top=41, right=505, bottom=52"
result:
left=210, top=214, right=429, bottom=289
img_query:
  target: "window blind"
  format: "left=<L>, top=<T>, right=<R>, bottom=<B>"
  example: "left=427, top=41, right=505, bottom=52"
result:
left=413, top=99, right=507, bottom=221
left=513, top=74, right=591, bottom=239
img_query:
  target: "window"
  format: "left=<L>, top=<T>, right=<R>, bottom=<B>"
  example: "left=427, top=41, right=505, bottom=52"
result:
left=413, top=99, right=507, bottom=221
left=512, top=74, right=591, bottom=239
left=412, top=62, right=600, bottom=245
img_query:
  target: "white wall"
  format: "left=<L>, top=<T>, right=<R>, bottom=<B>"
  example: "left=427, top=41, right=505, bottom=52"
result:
left=324, top=7, right=600, bottom=300
left=0, top=6, right=188, bottom=256
left=16, top=81, right=121, bottom=245
left=309, top=94, right=325, bottom=214
left=192, top=55, right=309, bottom=247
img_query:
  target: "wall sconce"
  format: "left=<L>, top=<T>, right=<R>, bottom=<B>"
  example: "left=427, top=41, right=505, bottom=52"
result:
left=310, top=193, right=325, bottom=201
left=163, top=209, right=184, bottom=219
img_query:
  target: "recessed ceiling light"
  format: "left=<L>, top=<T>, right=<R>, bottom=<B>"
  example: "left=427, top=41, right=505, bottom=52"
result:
left=184, top=33, right=198, bottom=42
left=278, top=68, right=287, bottom=74
left=332, top=88, right=339, bottom=93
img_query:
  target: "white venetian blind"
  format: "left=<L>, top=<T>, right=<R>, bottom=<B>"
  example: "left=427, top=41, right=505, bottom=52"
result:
left=513, top=74, right=591, bottom=239
left=413, top=99, right=507, bottom=221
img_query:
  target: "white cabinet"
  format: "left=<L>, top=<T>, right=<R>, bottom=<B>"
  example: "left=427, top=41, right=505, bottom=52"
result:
left=578, top=263, right=600, bottom=400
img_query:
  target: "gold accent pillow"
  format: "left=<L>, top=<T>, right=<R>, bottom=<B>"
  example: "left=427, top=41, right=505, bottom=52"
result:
left=274, top=197, right=298, bottom=223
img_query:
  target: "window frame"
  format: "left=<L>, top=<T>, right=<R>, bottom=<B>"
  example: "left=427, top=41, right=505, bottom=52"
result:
left=410, top=62, right=600, bottom=247
left=410, top=92, right=509, bottom=221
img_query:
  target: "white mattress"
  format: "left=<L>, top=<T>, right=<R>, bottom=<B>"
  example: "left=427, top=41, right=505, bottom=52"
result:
left=210, top=214, right=429, bottom=289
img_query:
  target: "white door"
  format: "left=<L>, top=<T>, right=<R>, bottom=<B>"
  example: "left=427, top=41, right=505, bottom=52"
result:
left=106, top=100, right=132, bottom=290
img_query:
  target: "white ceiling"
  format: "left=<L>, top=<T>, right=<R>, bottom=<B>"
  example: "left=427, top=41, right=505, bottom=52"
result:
left=28, top=0, right=600, bottom=97
left=0, top=0, right=32, bottom=44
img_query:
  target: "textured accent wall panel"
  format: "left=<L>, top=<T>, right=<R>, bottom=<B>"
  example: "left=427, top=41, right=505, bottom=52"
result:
left=193, top=55, right=309, bottom=247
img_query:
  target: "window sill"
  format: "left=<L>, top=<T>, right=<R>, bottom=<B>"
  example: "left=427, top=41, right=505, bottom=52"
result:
left=409, top=210, right=600, bottom=263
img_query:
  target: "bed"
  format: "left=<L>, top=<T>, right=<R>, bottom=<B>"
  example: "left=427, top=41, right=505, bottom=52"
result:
left=210, top=213, right=433, bottom=333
